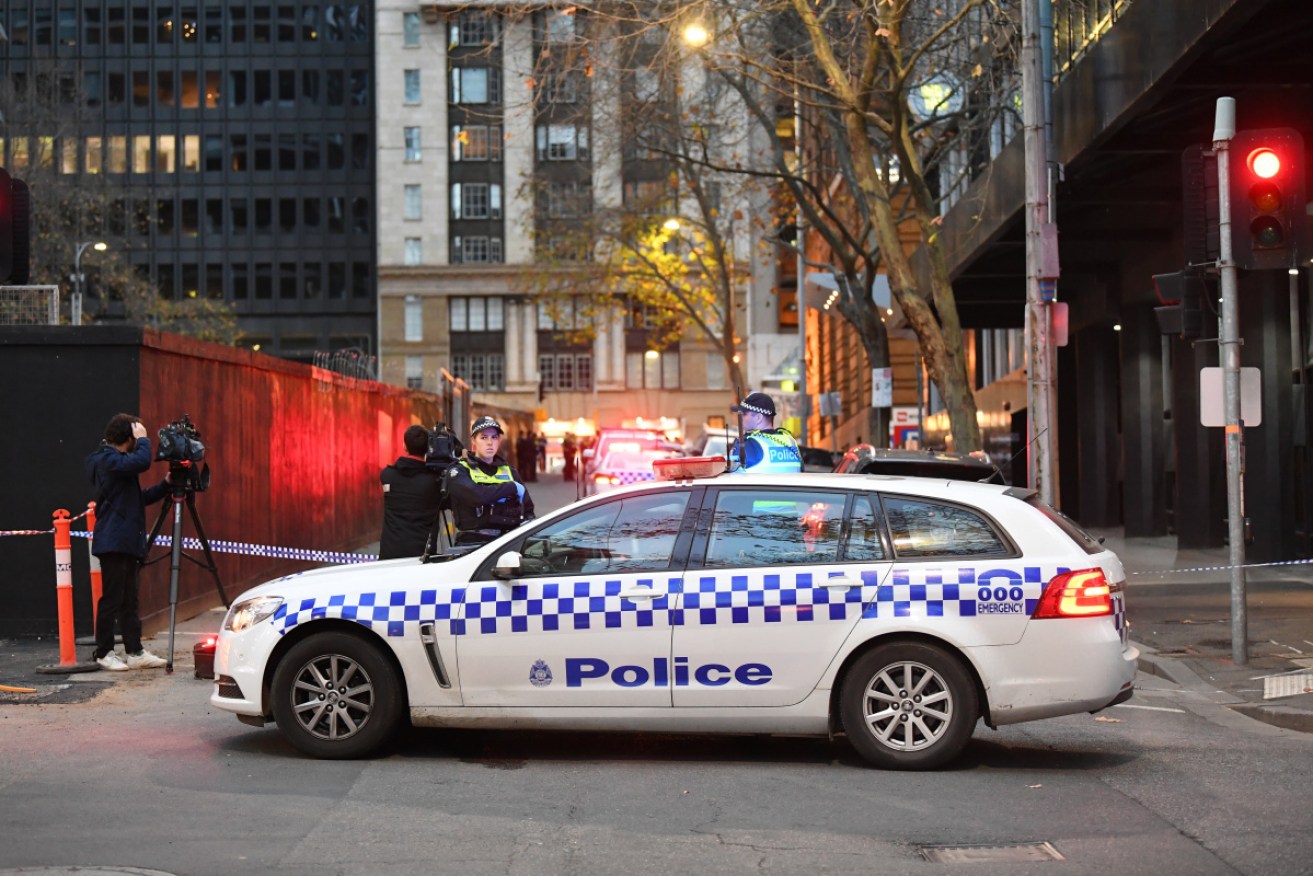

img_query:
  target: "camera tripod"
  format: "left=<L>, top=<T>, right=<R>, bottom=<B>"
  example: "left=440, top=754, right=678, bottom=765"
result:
left=144, top=480, right=229, bottom=673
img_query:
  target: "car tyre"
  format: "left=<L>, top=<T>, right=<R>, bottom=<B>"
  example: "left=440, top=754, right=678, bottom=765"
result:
left=840, top=641, right=978, bottom=770
left=271, top=631, right=404, bottom=759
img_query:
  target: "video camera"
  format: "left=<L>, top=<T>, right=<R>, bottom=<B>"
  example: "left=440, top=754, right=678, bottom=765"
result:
left=156, top=414, right=211, bottom=492
left=425, top=422, right=465, bottom=475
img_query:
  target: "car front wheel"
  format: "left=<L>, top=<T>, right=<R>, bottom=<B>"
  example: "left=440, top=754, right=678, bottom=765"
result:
left=271, top=632, right=404, bottom=759
left=840, top=642, right=978, bottom=770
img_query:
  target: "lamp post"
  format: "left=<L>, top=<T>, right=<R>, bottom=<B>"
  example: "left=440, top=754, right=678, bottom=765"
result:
left=71, top=241, right=108, bottom=326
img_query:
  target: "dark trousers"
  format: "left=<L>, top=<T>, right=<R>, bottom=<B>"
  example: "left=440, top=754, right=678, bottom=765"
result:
left=95, top=553, right=143, bottom=658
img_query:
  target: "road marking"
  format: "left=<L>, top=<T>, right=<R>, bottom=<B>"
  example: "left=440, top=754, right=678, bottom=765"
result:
left=1116, top=703, right=1186, bottom=713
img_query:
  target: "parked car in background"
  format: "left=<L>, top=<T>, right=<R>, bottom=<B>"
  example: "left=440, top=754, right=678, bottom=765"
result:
left=581, top=428, right=684, bottom=494
left=835, top=444, right=1006, bottom=483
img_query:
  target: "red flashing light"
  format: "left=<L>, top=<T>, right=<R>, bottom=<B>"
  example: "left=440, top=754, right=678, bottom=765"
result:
left=1032, top=569, right=1114, bottom=619
left=1247, top=147, right=1280, bottom=179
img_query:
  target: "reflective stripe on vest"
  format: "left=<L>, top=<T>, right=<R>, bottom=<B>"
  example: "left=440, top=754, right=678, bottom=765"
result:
left=733, top=430, right=802, bottom=474
left=460, top=459, right=514, bottom=484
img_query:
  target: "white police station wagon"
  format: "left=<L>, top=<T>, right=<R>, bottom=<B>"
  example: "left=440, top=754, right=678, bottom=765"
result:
left=211, top=465, right=1136, bottom=770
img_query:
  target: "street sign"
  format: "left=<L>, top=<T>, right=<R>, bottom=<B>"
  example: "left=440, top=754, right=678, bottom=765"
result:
left=871, top=368, right=892, bottom=407
left=1199, top=366, right=1261, bottom=427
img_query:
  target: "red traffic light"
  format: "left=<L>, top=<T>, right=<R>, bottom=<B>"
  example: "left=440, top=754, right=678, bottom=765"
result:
left=1247, top=147, right=1281, bottom=179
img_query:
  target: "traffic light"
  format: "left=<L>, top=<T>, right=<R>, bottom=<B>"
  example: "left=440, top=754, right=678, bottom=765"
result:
left=0, top=167, right=32, bottom=285
left=1229, top=128, right=1306, bottom=270
left=1152, top=270, right=1206, bottom=338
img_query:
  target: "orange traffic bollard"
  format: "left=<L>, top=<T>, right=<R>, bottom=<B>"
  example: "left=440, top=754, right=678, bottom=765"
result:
left=86, top=501, right=102, bottom=627
left=53, top=509, right=77, bottom=667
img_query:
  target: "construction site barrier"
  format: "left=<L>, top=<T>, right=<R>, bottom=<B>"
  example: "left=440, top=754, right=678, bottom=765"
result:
left=86, top=502, right=102, bottom=626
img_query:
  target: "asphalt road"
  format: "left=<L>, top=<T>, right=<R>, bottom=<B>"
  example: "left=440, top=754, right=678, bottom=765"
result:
left=2, top=646, right=1311, bottom=876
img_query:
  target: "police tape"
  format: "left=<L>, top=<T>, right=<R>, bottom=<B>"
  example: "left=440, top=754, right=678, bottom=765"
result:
left=65, top=530, right=378, bottom=565
left=1128, top=557, right=1313, bottom=576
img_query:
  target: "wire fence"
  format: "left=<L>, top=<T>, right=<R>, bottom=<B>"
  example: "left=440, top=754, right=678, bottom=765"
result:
left=0, top=285, right=60, bottom=325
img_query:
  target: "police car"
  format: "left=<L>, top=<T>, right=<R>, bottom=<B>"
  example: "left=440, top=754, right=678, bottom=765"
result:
left=211, top=462, right=1136, bottom=770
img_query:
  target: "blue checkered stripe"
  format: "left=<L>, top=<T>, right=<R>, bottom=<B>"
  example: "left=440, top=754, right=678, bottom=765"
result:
left=1112, top=593, right=1127, bottom=642
left=862, top=565, right=1052, bottom=619
left=272, top=589, right=463, bottom=638
left=460, top=578, right=678, bottom=635
left=679, top=570, right=879, bottom=626
left=614, top=471, right=655, bottom=485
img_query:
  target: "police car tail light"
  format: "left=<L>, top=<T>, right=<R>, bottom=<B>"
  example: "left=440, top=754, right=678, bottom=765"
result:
left=1032, top=569, right=1113, bottom=619
left=593, top=474, right=620, bottom=486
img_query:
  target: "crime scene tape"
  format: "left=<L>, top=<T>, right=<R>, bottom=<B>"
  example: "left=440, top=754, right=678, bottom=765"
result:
left=66, top=530, right=378, bottom=564
left=1128, top=557, right=1313, bottom=576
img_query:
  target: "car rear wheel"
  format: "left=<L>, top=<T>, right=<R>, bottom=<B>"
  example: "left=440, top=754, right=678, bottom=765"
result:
left=271, top=632, right=404, bottom=759
left=840, top=642, right=978, bottom=770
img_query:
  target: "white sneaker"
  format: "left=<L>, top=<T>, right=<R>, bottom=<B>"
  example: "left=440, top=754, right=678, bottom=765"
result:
left=97, top=652, right=129, bottom=671
left=125, top=650, right=167, bottom=669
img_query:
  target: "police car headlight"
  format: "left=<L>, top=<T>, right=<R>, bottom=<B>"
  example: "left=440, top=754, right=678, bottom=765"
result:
left=223, top=596, right=284, bottom=632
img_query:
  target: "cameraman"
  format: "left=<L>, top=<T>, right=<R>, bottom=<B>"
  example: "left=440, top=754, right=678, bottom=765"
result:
left=379, top=425, right=444, bottom=559
left=447, top=416, right=535, bottom=545
left=84, top=413, right=171, bottom=671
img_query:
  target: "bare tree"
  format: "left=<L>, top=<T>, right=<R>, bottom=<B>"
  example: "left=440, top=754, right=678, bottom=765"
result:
left=0, top=61, right=238, bottom=343
left=565, top=0, right=1021, bottom=451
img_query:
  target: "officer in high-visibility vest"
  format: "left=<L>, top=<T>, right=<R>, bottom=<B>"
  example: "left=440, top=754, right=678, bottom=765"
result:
left=447, top=416, right=536, bottom=545
left=729, top=392, right=803, bottom=474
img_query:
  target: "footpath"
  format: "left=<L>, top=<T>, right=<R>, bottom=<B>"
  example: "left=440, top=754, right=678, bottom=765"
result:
left=1092, top=527, right=1313, bottom=734
left=3, top=493, right=1310, bottom=735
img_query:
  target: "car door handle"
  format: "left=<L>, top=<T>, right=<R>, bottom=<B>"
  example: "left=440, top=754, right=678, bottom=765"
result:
left=618, top=586, right=658, bottom=601
left=822, top=576, right=862, bottom=590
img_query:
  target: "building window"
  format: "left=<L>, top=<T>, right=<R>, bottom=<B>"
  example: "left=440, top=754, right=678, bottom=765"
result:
left=543, top=9, right=576, bottom=43
left=626, top=351, right=679, bottom=388
left=538, top=353, right=593, bottom=391
left=449, top=10, right=500, bottom=47
left=449, top=296, right=505, bottom=331
left=705, top=353, right=727, bottom=390
left=403, top=69, right=421, bottom=103
left=451, top=236, right=503, bottom=264
left=405, top=355, right=424, bottom=389
left=542, top=71, right=578, bottom=104
left=403, top=11, right=420, bottom=46
left=547, top=182, right=589, bottom=218
left=451, top=183, right=502, bottom=220
left=451, top=125, right=502, bottom=161
left=404, top=127, right=421, bottom=161
left=450, top=67, right=501, bottom=105
left=404, top=238, right=423, bottom=265
left=537, top=297, right=584, bottom=330
left=451, top=353, right=505, bottom=391
left=404, top=185, right=422, bottom=220
left=404, top=295, right=423, bottom=341
left=535, top=125, right=589, bottom=161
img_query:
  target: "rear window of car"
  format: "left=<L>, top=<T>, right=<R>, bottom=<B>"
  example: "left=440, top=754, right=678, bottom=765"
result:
left=881, top=495, right=1010, bottom=559
left=1023, top=494, right=1104, bottom=556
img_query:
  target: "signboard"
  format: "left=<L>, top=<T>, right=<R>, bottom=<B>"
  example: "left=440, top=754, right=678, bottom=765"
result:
left=817, top=391, right=843, bottom=417
left=871, top=368, right=893, bottom=407
left=1199, top=367, right=1262, bottom=427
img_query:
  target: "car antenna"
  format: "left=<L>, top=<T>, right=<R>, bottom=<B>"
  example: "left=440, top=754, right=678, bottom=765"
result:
left=987, top=425, right=1049, bottom=485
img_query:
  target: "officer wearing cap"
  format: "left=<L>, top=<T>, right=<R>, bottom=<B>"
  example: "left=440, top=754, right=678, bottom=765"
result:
left=447, top=416, right=536, bottom=545
left=729, top=391, right=803, bottom=474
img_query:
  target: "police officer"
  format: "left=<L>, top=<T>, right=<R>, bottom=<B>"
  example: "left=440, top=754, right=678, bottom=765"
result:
left=729, top=391, right=803, bottom=474
left=447, top=416, right=536, bottom=544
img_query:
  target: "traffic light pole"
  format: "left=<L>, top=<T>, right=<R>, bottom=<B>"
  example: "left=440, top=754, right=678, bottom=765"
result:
left=1212, top=97, right=1248, bottom=666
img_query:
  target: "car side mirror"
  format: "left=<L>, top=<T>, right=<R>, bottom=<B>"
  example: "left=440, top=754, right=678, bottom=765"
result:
left=492, top=551, right=522, bottom=580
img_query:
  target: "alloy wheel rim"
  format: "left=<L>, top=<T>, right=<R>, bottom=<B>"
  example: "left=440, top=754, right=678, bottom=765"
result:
left=861, top=660, right=953, bottom=751
left=291, top=653, right=375, bottom=740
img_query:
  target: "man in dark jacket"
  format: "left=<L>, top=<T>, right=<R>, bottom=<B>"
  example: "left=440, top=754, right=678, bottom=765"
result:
left=447, top=416, right=535, bottom=545
left=84, top=413, right=172, bottom=671
left=379, top=425, right=444, bottom=559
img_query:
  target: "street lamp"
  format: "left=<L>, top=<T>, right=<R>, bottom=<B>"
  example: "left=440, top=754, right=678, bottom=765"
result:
left=71, top=241, right=108, bottom=326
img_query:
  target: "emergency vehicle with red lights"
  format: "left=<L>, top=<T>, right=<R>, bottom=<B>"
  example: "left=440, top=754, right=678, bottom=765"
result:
left=211, top=456, right=1136, bottom=770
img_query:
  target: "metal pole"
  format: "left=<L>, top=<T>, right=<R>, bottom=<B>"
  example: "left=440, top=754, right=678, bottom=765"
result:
left=72, top=244, right=84, bottom=326
left=1022, top=0, right=1057, bottom=505
left=795, top=84, right=808, bottom=444
left=1212, top=96, right=1248, bottom=666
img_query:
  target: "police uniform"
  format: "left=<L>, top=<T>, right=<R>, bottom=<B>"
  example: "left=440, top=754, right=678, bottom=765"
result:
left=729, top=392, right=803, bottom=474
left=447, top=416, right=536, bottom=544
